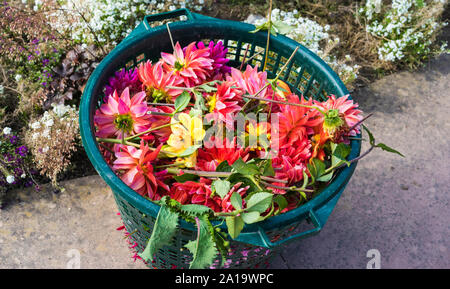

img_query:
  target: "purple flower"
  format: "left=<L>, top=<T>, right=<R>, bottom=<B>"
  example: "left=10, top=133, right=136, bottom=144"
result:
left=42, top=59, right=49, bottom=65
left=104, top=68, right=142, bottom=99
left=9, top=135, right=18, bottom=144
left=15, top=145, right=28, bottom=157
left=195, top=41, right=231, bottom=77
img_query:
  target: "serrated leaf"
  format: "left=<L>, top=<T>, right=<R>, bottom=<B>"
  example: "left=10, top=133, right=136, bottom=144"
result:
left=185, top=216, right=217, bottom=269
left=173, top=173, right=198, bottom=183
left=241, top=211, right=261, bottom=224
left=246, top=192, right=273, bottom=213
left=180, top=204, right=214, bottom=217
left=139, top=203, right=179, bottom=262
left=376, top=143, right=404, bottom=157
left=230, top=192, right=243, bottom=210
left=226, top=215, right=244, bottom=239
left=212, top=179, right=231, bottom=199
left=232, top=158, right=260, bottom=176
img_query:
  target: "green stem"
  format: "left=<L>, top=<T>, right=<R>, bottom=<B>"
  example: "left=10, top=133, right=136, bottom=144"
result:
left=262, top=0, right=273, bottom=72
left=124, top=122, right=176, bottom=141
left=96, top=137, right=140, bottom=148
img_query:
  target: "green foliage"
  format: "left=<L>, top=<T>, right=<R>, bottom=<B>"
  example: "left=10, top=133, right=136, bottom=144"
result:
left=226, top=215, right=245, bottom=239
left=184, top=216, right=218, bottom=269
left=212, top=179, right=231, bottom=199
left=139, top=198, right=179, bottom=262
left=246, top=192, right=273, bottom=213
left=363, top=125, right=404, bottom=157
left=174, top=91, right=191, bottom=113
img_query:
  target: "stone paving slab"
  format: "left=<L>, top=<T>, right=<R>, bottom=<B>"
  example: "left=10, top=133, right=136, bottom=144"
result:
left=0, top=54, right=449, bottom=269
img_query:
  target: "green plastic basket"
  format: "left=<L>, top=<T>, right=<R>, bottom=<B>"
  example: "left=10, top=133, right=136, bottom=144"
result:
left=79, top=9, right=361, bottom=269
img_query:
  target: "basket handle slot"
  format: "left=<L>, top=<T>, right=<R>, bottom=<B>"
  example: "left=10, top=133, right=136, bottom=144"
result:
left=143, top=8, right=195, bottom=30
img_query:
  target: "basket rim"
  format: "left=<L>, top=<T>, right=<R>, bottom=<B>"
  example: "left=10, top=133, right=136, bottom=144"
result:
left=79, top=15, right=361, bottom=234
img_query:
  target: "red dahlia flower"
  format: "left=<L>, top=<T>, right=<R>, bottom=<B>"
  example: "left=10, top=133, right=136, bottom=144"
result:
left=138, top=60, right=183, bottom=102
left=112, top=143, right=168, bottom=200
left=272, top=138, right=312, bottom=191
left=170, top=177, right=217, bottom=209
left=277, top=94, right=322, bottom=148
left=194, top=40, right=231, bottom=78
left=196, top=137, right=249, bottom=172
left=161, top=41, right=213, bottom=87
left=213, top=182, right=249, bottom=213
left=94, top=87, right=151, bottom=139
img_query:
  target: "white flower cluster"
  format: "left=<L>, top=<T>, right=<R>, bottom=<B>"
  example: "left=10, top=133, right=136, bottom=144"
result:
left=30, top=103, right=78, bottom=141
left=246, top=9, right=359, bottom=85
left=360, top=0, right=448, bottom=62
left=46, top=0, right=204, bottom=47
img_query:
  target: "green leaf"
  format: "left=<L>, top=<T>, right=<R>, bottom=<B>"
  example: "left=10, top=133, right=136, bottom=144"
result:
left=249, top=21, right=271, bottom=34
left=331, top=143, right=351, bottom=167
left=139, top=202, right=179, bottom=262
left=241, top=211, right=261, bottom=224
left=274, top=195, right=288, bottom=212
left=262, top=159, right=275, bottom=176
left=317, top=171, right=333, bottom=182
left=216, top=160, right=232, bottom=172
left=174, top=91, right=191, bottom=112
left=180, top=204, right=214, bottom=217
left=307, top=158, right=326, bottom=182
left=193, top=90, right=207, bottom=111
left=178, top=144, right=201, bottom=157
left=416, top=0, right=424, bottom=8
left=232, top=158, right=260, bottom=176
left=212, top=179, right=231, bottom=199
left=300, top=170, right=309, bottom=189
left=230, top=192, right=243, bottom=210
left=362, top=125, right=375, bottom=146
left=226, top=215, right=244, bottom=239
left=184, top=216, right=217, bottom=269
left=198, top=82, right=218, bottom=93
left=272, top=20, right=294, bottom=34
left=246, top=192, right=273, bottom=213
left=173, top=173, right=198, bottom=183
left=376, top=143, right=405, bottom=157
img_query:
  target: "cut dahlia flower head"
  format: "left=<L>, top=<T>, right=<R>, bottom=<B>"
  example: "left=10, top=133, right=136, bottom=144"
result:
left=94, top=40, right=400, bottom=216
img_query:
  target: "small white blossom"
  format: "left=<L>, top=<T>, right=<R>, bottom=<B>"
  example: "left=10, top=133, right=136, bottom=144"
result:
left=2, top=127, right=11, bottom=135
left=6, top=175, right=15, bottom=184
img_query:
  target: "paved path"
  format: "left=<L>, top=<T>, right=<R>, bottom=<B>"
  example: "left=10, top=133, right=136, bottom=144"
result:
left=0, top=54, right=448, bottom=269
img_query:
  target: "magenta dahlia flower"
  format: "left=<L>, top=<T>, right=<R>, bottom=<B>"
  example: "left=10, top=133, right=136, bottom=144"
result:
left=195, top=41, right=231, bottom=78
left=104, top=68, right=142, bottom=98
left=94, top=87, right=151, bottom=139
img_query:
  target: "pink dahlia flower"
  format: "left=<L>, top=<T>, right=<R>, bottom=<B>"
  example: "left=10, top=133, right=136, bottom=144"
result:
left=196, top=137, right=249, bottom=172
left=314, top=94, right=363, bottom=136
left=138, top=60, right=183, bottom=102
left=161, top=41, right=213, bottom=87
left=228, top=64, right=273, bottom=99
left=205, top=81, right=243, bottom=128
left=94, top=87, right=151, bottom=139
left=112, top=143, right=168, bottom=200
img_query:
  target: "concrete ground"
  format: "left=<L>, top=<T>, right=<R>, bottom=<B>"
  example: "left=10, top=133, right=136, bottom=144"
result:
left=0, top=54, right=448, bottom=269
